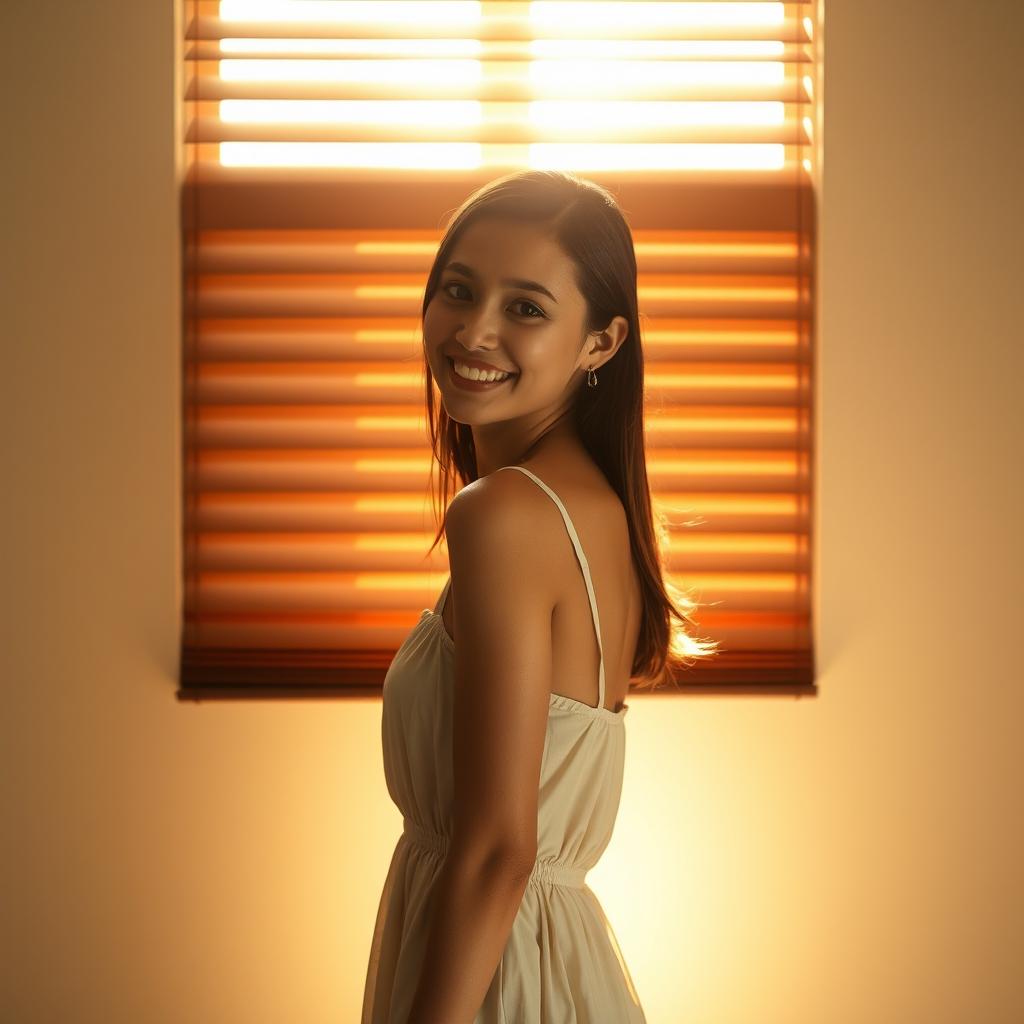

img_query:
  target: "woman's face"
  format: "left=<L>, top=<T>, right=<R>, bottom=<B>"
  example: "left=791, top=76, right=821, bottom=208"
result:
left=422, top=216, right=596, bottom=427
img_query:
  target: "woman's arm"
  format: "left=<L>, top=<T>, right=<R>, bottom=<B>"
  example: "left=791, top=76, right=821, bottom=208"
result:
left=404, top=843, right=532, bottom=1023
left=404, top=473, right=558, bottom=1023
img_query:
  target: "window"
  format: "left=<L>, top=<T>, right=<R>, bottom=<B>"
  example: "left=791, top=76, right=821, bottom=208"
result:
left=179, top=1, right=820, bottom=698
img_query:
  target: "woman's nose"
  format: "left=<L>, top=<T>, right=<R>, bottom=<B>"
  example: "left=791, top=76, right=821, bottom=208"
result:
left=454, top=304, right=501, bottom=345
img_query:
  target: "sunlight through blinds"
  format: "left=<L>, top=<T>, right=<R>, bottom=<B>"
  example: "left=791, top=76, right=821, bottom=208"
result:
left=180, top=0, right=821, bottom=697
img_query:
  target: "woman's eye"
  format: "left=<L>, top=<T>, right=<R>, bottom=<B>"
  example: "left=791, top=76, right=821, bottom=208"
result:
left=512, top=299, right=545, bottom=319
left=441, top=282, right=545, bottom=319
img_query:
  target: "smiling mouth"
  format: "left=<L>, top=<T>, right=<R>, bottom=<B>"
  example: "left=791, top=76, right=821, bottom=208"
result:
left=447, top=357, right=519, bottom=381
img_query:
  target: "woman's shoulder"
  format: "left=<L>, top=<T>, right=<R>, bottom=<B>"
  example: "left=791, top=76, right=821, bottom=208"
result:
left=447, top=448, right=624, bottom=548
left=442, top=466, right=568, bottom=614
left=447, top=461, right=568, bottom=537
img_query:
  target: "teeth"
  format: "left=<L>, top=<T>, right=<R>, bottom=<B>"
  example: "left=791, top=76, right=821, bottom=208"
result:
left=453, top=360, right=513, bottom=383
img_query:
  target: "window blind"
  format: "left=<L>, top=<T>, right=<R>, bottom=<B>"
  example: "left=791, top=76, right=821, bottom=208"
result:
left=179, top=0, right=820, bottom=699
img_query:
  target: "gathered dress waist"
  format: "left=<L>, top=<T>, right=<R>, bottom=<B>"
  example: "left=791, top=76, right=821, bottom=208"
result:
left=402, top=817, right=589, bottom=889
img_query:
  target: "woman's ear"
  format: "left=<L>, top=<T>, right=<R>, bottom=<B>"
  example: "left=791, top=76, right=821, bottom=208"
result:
left=588, top=316, right=629, bottom=368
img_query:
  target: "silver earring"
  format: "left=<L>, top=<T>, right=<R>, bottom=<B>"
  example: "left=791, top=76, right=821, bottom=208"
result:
left=587, top=367, right=598, bottom=388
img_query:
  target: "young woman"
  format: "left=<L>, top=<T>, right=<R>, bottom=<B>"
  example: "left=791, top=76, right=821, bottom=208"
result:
left=361, top=170, right=717, bottom=1024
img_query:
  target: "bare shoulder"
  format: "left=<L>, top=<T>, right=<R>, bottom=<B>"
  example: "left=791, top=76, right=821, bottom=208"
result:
left=444, top=468, right=566, bottom=605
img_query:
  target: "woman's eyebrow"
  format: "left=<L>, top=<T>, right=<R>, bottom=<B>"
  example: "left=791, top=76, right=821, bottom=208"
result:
left=443, top=261, right=559, bottom=304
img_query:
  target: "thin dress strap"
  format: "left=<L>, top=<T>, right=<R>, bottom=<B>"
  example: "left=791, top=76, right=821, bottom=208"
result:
left=493, top=465, right=606, bottom=711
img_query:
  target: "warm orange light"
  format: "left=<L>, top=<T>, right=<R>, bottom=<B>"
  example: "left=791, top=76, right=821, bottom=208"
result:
left=675, top=572, right=798, bottom=593
left=661, top=532, right=802, bottom=555
left=355, top=497, right=439, bottom=513
left=529, top=38, right=786, bottom=59
left=647, top=415, right=800, bottom=435
left=639, top=239, right=799, bottom=257
left=354, top=535, right=443, bottom=553
left=530, top=2, right=785, bottom=32
left=220, top=142, right=482, bottom=168
left=352, top=329, right=423, bottom=342
left=354, top=417, right=424, bottom=431
left=355, top=574, right=454, bottom=593
left=641, top=281, right=799, bottom=301
left=220, top=99, right=482, bottom=127
left=353, top=373, right=424, bottom=387
left=529, top=143, right=786, bottom=171
left=643, top=327, right=797, bottom=344
left=355, top=242, right=444, bottom=256
left=529, top=59, right=785, bottom=94
left=647, top=371, right=799, bottom=389
left=219, top=0, right=482, bottom=26
left=354, top=458, right=436, bottom=473
left=218, top=58, right=482, bottom=87
left=530, top=100, right=785, bottom=131
left=653, top=493, right=801, bottom=516
left=650, top=456, right=800, bottom=476
left=355, top=286, right=426, bottom=300
left=219, top=37, right=482, bottom=57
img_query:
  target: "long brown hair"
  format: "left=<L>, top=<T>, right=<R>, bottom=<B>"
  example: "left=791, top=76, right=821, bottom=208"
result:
left=420, top=169, right=718, bottom=688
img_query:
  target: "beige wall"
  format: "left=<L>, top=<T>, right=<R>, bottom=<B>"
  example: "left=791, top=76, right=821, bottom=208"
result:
left=3, top=2, right=1021, bottom=1021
